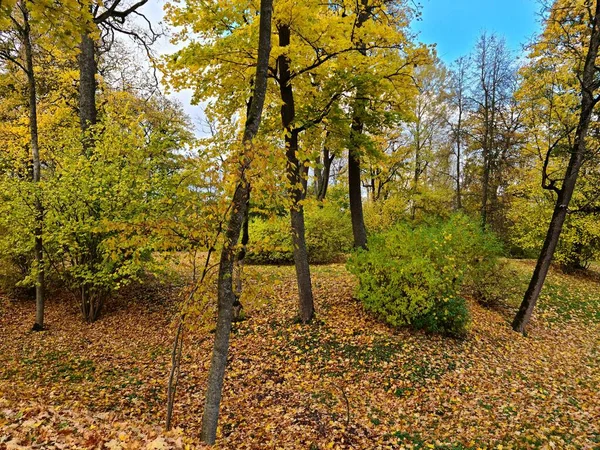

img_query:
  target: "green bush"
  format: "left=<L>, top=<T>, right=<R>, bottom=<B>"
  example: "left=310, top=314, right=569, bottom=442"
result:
left=411, top=296, right=471, bottom=337
left=347, top=214, right=503, bottom=336
left=465, top=262, right=518, bottom=308
left=246, top=201, right=353, bottom=264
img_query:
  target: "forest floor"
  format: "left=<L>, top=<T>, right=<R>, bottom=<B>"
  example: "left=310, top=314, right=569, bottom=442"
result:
left=0, top=259, right=599, bottom=449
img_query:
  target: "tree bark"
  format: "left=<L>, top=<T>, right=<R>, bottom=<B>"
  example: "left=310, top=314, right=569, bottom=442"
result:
left=78, top=30, right=97, bottom=151
left=287, top=130, right=314, bottom=322
left=348, top=131, right=367, bottom=249
left=347, top=1, right=370, bottom=249
left=277, top=23, right=314, bottom=322
left=316, top=141, right=333, bottom=201
left=454, top=77, right=463, bottom=210
left=199, top=0, right=273, bottom=443
left=512, top=2, right=600, bottom=333
left=21, top=2, right=45, bottom=331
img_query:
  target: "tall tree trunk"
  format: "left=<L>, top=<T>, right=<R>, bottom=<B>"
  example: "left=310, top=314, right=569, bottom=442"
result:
left=455, top=105, right=463, bottom=210
left=79, top=31, right=97, bottom=131
left=79, top=29, right=97, bottom=153
left=21, top=3, right=45, bottom=331
left=347, top=1, right=370, bottom=249
left=287, top=130, right=314, bottom=322
left=512, top=3, right=600, bottom=333
left=348, top=134, right=367, bottom=249
left=314, top=153, right=322, bottom=198
left=200, top=0, right=273, bottom=442
left=277, top=23, right=314, bottom=322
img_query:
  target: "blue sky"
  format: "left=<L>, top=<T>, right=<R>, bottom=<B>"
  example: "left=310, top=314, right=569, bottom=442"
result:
left=412, top=0, right=542, bottom=63
left=139, top=0, right=544, bottom=133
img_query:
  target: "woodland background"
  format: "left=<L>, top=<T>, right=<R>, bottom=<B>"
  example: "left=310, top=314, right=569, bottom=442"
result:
left=0, top=0, right=599, bottom=448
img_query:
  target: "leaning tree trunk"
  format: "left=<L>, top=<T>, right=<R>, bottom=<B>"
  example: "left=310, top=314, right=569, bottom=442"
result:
left=512, top=2, right=600, bottom=334
left=277, top=23, right=314, bottom=323
left=199, top=0, right=273, bottom=443
left=22, top=3, right=45, bottom=331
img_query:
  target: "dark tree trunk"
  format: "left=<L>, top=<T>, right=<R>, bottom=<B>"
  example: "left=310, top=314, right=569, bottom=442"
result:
left=347, top=1, right=370, bottom=249
left=277, top=23, right=314, bottom=322
left=21, top=3, right=45, bottom=331
left=287, top=130, right=314, bottom=322
left=199, top=0, right=273, bottom=443
left=232, top=198, right=250, bottom=322
left=348, top=138, right=367, bottom=249
left=316, top=145, right=333, bottom=201
left=455, top=102, right=463, bottom=210
left=78, top=31, right=97, bottom=135
left=80, top=285, right=104, bottom=323
left=512, top=3, right=600, bottom=333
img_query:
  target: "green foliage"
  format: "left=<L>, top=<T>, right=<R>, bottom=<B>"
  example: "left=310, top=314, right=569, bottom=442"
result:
left=465, top=263, right=518, bottom=308
left=507, top=174, right=600, bottom=270
left=247, top=200, right=353, bottom=264
left=347, top=214, right=503, bottom=336
left=41, top=97, right=192, bottom=300
left=0, top=91, right=197, bottom=310
left=363, top=196, right=408, bottom=235
left=363, top=187, right=455, bottom=236
left=411, top=295, right=470, bottom=337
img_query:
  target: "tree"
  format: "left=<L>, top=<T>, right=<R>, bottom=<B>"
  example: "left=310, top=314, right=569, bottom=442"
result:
left=199, top=0, right=273, bottom=443
left=448, top=56, right=469, bottom=210
left=345, top=0, right=423, bottom=248
left=470, top=33, right=516, bottom=230
left=405, top=58, right=451, bottom=219
left=78, top=0, right=154, bottom=136
left=512, top=0, right=600, bottom=333
left=73, top=0, right=158, bottom=321
left=164, top=0, right=422, bottom=322
left=0, top=0, right=47, bottom=329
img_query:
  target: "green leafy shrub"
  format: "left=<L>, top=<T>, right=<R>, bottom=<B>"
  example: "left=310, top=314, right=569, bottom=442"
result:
left=411, top=295, right=471, bottom=337
left=363, top=196, right=408, bottom=235
left=465, top=263, right=519, bottom=308
left=347, top=214, right=503, bottom=336
left=247, top=201, right=353, bottom=264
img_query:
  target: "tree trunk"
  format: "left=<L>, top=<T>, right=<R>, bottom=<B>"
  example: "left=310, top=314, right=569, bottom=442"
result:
left=78, top=31, right=97, bottom=135
left=512, top=3, right=600, bottom=333
left=348, top=139, right=367, bottom=249
left=481, top=135, right=490, bottom=229
left=287, top=130, right=314, bottom=322
left=316, top=145, right=333, bottom=201
left=347, top=1, right=370, bottom=249
left=199, top=0, right=272, bottom=443
left=455, top=106, right=463, bottom=210
left=314, top=153, right=322, bottom=198
left=21, top=3, right=45, bottom=331
left=277, top=23, right=315, bottom=322
left=232, top=199, right=250, bottom=322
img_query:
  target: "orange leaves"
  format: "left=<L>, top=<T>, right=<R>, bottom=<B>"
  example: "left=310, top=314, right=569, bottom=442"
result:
left=1, top=259, right=600, bottom=448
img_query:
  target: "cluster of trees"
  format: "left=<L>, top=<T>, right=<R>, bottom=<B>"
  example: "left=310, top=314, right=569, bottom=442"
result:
left=2, top=0, right=600, bottom=444
left=0, top=0, right=214, bottom=327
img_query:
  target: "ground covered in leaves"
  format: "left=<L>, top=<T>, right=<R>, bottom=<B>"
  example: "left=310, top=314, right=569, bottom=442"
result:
left=1, top=260, right=599, bottom=449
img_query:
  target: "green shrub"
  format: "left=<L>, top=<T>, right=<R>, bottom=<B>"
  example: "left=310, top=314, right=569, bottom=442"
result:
left=411, top=296, right=471, bottom=337
left=347, top=214, right=503, bottom=336
left=247, top=201, right=353, bottom=264
left=465, top=262, right=518, bottom=307
left=246, top=216, right=293, bottom=264
left=363, top=196, right=408, bottom=235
